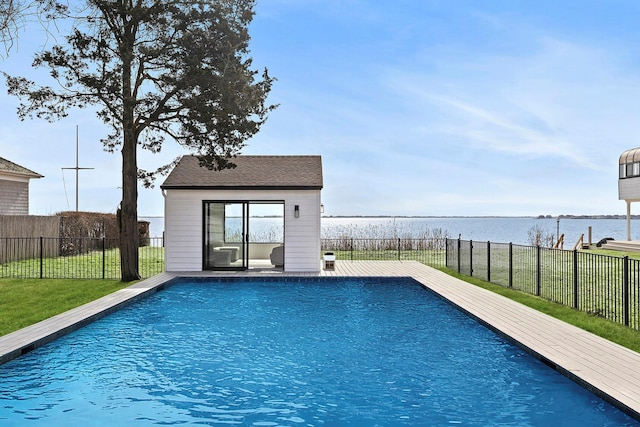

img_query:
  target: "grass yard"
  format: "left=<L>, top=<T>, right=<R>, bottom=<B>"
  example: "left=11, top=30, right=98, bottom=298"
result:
left=0, top=279, right=130, bottom=336
left=587, top=248, right=640, bottom=259
left=0, top=246, right=164, bottom=280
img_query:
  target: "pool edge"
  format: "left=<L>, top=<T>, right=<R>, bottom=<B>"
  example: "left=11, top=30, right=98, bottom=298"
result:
left=0, top=272, right=180, bottom=365
left=0, top=262, right=639, bottom=422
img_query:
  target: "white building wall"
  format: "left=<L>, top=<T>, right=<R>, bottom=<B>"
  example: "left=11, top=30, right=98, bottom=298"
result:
left=0, top=177, right=31, bottom=215
left=164, top=188, right=321, bottom=272
left=619, top=178, right=640, bottom=201
left=282, top=191, right=322, bottom=272
left=163, top=190, right=203, bottom=272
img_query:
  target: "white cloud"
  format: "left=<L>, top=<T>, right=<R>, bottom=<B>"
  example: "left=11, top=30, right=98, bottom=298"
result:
left=381, top=33, right=640, bottom=178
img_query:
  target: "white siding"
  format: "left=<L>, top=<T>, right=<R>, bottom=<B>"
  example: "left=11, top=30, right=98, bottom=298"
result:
left=619, top=177, right=640, bottom=201
left=0, top=179, right=30, bottom=215
left=164, top=190, right=204, bottom=271
left=164, top=189, right=322, bottom=272
left=282, top=191, right=322, bottom=272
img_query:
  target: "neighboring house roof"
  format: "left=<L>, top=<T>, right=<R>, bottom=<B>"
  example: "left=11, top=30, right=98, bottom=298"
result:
left=160, top=155, right=323, bottom=190
left=620, top=147, right=640, bottom=164
left=0, top=157, right=43, bottom=179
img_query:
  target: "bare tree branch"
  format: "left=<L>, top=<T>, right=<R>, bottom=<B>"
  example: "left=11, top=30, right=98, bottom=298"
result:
left=0, top=0, right=69, bottom=57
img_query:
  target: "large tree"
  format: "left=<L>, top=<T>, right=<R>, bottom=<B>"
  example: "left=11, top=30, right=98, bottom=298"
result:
left=4, top=0, right=275, bottom=281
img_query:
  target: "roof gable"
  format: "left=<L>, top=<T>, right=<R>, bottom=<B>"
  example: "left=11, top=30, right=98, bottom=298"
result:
left=160, top=155, right=323, bottom=190
left=0, top=157, right=43, bottom=179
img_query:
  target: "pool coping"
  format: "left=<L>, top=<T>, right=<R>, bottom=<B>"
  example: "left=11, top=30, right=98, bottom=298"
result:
left=1, top=261, right=639, bottom=421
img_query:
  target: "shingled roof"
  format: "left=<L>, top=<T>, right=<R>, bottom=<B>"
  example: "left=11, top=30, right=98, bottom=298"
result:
left=0, top=157, right=43, bottom=179
left=160, top=155, right=323, bottom=190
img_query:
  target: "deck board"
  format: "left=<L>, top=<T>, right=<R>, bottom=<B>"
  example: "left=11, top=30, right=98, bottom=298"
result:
left=0, top=261, right=639, bottom=419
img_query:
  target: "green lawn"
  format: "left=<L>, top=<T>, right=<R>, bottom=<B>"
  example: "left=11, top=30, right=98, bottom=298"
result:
left=586, top=248, right=640, bottom=259
left=0, top=279, right=130, bottom=336
left=0, top=246, right=164, bottom=279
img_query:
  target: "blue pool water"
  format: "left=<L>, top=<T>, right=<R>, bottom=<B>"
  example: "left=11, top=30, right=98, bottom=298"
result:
left=0, top=278, right=638, bottom=426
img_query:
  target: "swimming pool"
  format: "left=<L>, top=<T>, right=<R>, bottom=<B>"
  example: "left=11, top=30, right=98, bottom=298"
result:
left=0, top=277, right=637, bottom=426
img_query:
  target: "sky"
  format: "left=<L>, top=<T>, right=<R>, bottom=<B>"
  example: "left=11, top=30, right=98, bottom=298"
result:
left=1, top=0, right=640, bottom=217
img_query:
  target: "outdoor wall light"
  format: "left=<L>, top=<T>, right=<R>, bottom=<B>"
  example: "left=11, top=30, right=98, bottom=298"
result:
left=294, top=205, right=300, bottom=218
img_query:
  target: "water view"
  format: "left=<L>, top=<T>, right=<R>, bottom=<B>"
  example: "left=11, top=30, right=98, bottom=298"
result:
left=321, top=216, right=638, bottom=246
left=141, top=216, right=640, bottom=246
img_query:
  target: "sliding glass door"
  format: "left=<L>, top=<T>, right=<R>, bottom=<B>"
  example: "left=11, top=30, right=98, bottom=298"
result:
left=203, top=200, right=285, bottom=270
left=203, top=202, right=248, bottom=270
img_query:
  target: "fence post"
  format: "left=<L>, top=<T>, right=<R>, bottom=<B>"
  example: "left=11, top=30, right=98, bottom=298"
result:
left=350, top=238, right=354, bottom=261
left=445, top=238, right=449, bottom=268
left=623, top=256, right=630, bottom=327
left=573, top=250, right=579, bottom=309
left=102, top=236, right=106, bottom=280
left=39, top=235, right=43, bottom=279
left=397, top=238, right=401, bottom=261
left=487, top=241, right=491, bottom=282
left=457, top=238, right=461, bottom=273
left=536, top=245, right=541, bottom=296
left=508, top=243, right=513, bottom=288
left=469, top=240, right=473, bottom=277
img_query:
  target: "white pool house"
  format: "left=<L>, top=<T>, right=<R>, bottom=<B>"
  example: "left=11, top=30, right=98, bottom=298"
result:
left=160, top=155, right=323, bottom=272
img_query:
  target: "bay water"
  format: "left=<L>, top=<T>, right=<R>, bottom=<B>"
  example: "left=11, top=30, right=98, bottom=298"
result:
left=320, top=216, right=637, bottom=246
left=141, top=216, right=640, bottom=246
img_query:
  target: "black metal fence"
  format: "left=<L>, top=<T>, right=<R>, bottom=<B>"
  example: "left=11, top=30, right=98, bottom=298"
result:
left=5, top=234, right=639, bottom=329
left=0, top=237, right=164, bottom=279
left=447, top=239, right=640, bottom=331
left=321, top=238, right=447, bottom=267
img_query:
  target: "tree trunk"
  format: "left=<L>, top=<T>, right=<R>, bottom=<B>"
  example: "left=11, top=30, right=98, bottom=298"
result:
left=120, top=129, right=140, bottom=281
left=119, top=16, right=140, bottom=282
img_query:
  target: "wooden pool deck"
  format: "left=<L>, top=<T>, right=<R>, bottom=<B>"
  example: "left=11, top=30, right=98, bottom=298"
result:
left=1, top=260, right=639, bottom=419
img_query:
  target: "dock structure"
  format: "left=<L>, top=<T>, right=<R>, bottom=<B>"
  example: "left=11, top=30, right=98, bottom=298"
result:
left=599, top=240, right=640, bottom=252
left=619, top=147, right=640, bottom=241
